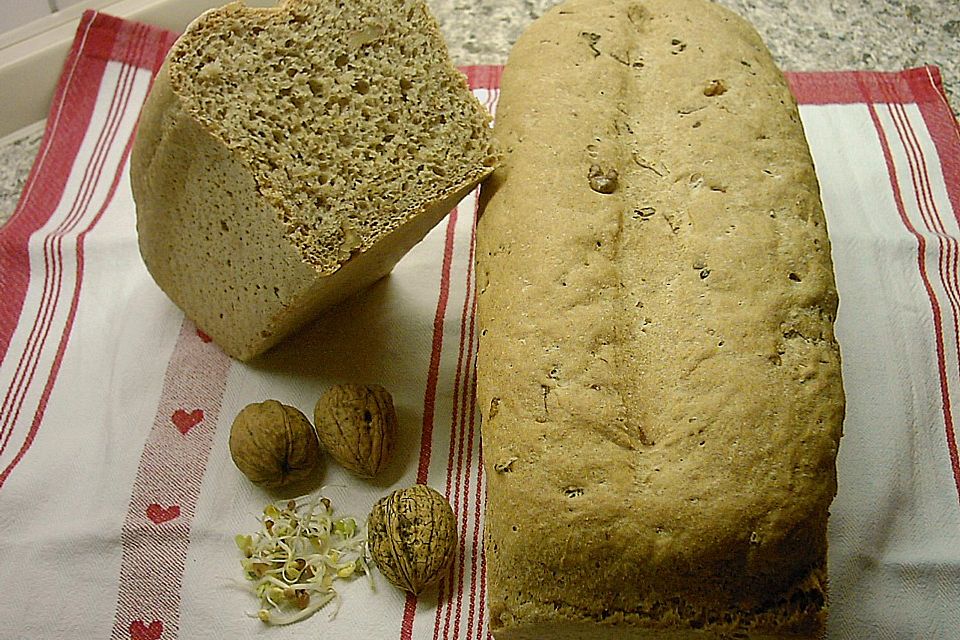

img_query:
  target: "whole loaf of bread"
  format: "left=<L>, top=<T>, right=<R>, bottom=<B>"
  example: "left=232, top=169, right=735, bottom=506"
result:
left=475, top=0, right=844, bottom=637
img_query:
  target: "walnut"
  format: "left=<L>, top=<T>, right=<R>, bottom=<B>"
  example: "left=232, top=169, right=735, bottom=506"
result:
left=229, top=400, right=323, bottom=489
left=703, top=79, right=727, bottom=96
left=367, top=484, right=457, bottom=594
left=313, top=383, right=397, bottom=478
left=588, top=163, right=618, bottom=194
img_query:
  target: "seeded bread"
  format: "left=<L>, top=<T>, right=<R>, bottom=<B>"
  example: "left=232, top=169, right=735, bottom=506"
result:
left=475, top=0, right=844, bottom=638
left=131, top=0, right=497, bottom=361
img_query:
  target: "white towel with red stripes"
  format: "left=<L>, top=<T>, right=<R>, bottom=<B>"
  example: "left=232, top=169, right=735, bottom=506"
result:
left=1, top=11, right=958, bottom=640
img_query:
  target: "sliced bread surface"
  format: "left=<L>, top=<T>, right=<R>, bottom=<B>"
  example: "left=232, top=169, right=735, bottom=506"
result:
left=132, top=0, right=497, bottom=360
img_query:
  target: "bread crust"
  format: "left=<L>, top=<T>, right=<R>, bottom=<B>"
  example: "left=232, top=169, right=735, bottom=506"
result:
left=475, top=0, right=843, bottom=637
left=133, top=62, right=318, bottom=359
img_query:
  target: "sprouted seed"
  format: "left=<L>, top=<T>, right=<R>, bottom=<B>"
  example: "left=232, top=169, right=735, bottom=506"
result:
left=236, top=494, right=371, bottom=625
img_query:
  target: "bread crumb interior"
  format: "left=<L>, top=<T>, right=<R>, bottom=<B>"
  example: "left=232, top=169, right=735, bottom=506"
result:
left=170, top=0, right=493, bottom=271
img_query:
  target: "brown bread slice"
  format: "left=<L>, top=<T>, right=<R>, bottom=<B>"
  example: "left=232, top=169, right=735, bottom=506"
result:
left=132, top=0, right=497, bottom=360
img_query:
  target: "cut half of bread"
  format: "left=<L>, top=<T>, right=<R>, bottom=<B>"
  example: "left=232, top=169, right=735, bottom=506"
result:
left=131, top=0, right=497, bottom=360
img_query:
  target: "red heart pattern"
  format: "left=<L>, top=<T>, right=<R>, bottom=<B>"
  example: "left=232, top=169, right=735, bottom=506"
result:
left=129, top=619, right=163, bottom=640
left=145, top=503, right=180, bottom=524
left=171, top=408, right=203, bottom=435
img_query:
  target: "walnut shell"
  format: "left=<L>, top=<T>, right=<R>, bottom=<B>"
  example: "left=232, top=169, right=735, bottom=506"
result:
left=229, top=400, right=322, bottom=489
left=367, top=484, right=457, bottom=594
left=313, top=383, right=397, bottom=478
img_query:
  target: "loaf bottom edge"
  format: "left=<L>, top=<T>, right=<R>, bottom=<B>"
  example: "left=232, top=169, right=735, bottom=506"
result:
left=488, top=564, right=828, bottom=640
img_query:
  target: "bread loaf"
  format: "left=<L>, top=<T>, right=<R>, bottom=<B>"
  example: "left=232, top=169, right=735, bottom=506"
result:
left=475, top=0, right=844, bottom=637
left=131, top=0, right=497, bottom=361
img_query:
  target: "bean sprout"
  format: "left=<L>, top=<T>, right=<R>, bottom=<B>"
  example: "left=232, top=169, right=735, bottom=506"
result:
left=235, top=493, right=371, bottom=625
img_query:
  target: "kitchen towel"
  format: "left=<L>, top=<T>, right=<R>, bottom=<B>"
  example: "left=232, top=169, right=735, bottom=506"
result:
left=0, top=10, right=958, bottom=639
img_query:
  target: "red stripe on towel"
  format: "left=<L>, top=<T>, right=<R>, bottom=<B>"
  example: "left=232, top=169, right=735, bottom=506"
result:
left=789, top=64, right=960, bottom=502
left=0, top=15, right=105, bottom=369
left=470, top=85, right=500, bottom=640
left=437, top=187, right=479, bottom=640
left=0, top=19, right=149, bottom=487
left=461, top=89, right=499, bottom=640
left=458, top=87, right=498, bottom=640
left=890, top=98, right=960, bottom=355
left=442, top=86, right=499, bottom=640
left=459, top=292, right=481, bottom=640
left=110, top=320, right=232, bottom=640
left=461, top=66, right=503, bottom=91
left=416, top=206, right=460, bottom=486
left=865, top=86, right=960, bottom=505
left=910, top=69, right=960, bottom=229
left=403, top=206, right=462, bottom=640
left=0, top=106, right=142, bottom=489
left=909, top=68, right=960, bottom=497
left=474, top=432, right=490, bottom=640
left=883, top=99, right=960, bottom=502
left=412, top=89, right=497, bottom=640
left=0, top=11, right=176, bottom=366
left=785, top=66, right=948, bottom=106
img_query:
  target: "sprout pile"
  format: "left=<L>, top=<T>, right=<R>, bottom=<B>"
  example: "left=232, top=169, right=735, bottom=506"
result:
left=235, top=494, right=371, bottom=625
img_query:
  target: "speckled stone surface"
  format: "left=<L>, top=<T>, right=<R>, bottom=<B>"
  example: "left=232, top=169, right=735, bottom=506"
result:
left=431, top=0, right=959, bottom=109
left=1, top=0, right=957, bottom=226
left=0, top=125, right=44, bottom=226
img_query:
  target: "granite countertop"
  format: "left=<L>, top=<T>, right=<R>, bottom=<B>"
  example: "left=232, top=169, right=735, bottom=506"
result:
left=1, top=0, right=958, bottom=225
